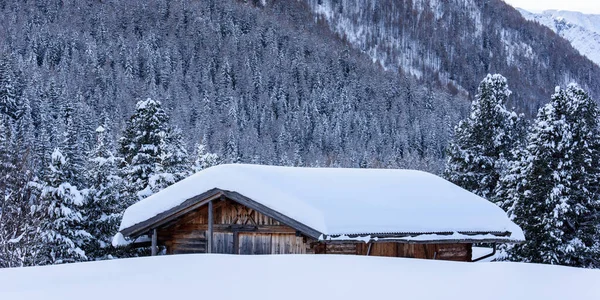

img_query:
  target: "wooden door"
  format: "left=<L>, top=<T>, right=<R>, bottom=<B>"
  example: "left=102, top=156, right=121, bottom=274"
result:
left=238, top=233, right=272, bottom=254
left=213, top=232, right=235, bottom=254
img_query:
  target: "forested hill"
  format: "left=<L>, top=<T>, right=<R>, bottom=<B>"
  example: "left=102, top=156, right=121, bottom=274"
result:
left=1, top=0, right=595, bottom=175
left=0, top=0, right=467, bottom=175
left=298, top=0, right=600, bottom=114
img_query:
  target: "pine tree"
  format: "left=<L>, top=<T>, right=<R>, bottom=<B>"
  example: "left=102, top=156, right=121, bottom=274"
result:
left=119, top=98, right=188, bottom=203
left=119, top=98, right=170, bottom=203
left=61, top=101, right=87, bottom=187
left=0, top=57, right=18, bottom=119
left=501, top=84, right=600, bottom=267
left=444, top=74, right=524, bottom=200
left=0, top=117, right=19, bottom=267
left=146, top=128, right=189, bottom=196
left=224, top=131, right=240, bottom=163
left=160, top=127, right=190, bottom=180
left=83, top=125, right=124, bottom=260
left=35, top=148, right=90, bottom=265
left=0, top=77, right=38, bottom=267
left=191, top=141, right=219, bottom=173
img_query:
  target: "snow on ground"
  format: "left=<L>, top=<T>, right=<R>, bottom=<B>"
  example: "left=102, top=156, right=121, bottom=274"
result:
left=1, top=255, right=599, bottom=299
left=120, top=164, right=524, bottom=241
left=472, top=246, right=497, bottom=262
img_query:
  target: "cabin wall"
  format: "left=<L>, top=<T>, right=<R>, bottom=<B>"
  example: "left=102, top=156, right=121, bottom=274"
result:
left=158, top=199, right=312, bottom=255
left=313, top=242, right=472, bottom=262
left=155, top=198, right=472, bottom=261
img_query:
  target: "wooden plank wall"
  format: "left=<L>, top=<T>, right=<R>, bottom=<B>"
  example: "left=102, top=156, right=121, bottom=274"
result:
left=313, top=242, right=472, bottom=262
left=213, top=232, right=234, bottom=254
left=158, top=199, right=312, bottom=255
left=237, top=233, right=307, bottom=255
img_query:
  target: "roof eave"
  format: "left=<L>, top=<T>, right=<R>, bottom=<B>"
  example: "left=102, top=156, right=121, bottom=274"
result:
left=120, top=188, right=224, bottom=238
left=320, top=238, right=524, bottom=244
left=321, top=231, right=524, bottom=244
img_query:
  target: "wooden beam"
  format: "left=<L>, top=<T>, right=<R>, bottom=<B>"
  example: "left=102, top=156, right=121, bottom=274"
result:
left=233, top=231, right=239, bottom=254
left=169, top=224, right=297, bottom=234
left=208, top=200, right=213, bottom=253
left=151, top=228, right=157, bottom=256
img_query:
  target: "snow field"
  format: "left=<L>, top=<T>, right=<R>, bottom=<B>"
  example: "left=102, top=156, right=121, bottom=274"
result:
left=0, top=254, right=598, bottom=300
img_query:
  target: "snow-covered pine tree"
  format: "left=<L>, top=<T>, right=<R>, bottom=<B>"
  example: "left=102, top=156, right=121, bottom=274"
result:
left=0, top=64, right=38, bottom=267
left=34, top=148, right=90, bottom=265
left=147, top=127, right=190, bottom=195
left=191, top=141, right=219, bottom=173
left=444, top=74, right=524, bottom=200
left=161, top=127, right=190, bottom=180
left=0, top=116, right=19, bottom=267
left=502, top=84, right=600, bottom=267
left=119, top=98, right=170, bottom=204
left=83, top=125, right=124, bottom=260
left=61, top=101, right=87, bottom=188
left=119, top=98, right=188, bottom=203
left=224, top=131, right=240, bottom=163
left=0, top=57, right=19, bottom=119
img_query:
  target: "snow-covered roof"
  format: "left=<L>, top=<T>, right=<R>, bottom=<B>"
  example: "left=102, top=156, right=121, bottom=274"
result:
left=119, top=164, right=524, bottom=242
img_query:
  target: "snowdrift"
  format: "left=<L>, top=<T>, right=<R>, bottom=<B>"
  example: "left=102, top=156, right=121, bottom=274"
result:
left=0, top=255, right=598, bottom=300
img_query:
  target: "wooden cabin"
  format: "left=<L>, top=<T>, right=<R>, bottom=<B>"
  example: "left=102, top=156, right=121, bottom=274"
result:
left=116, top=164, right=524, bottom=262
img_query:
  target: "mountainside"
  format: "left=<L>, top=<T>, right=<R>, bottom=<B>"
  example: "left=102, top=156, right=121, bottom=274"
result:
left=519, top=9, right=600, bottom=67
left=1, top=0, right=598, bottom=174
left=0, top=0, right=468, bottom=175
left=298, top=0, right=600, bottom=113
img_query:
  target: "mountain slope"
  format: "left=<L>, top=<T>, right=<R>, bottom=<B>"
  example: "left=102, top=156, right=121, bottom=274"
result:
left=2, top=0, right=599, bottom=175
left=298, top=0, right=600, bottom=114
left=519, top=9, right=600, bottom=66
left=0, top=0, right=469, bottom=173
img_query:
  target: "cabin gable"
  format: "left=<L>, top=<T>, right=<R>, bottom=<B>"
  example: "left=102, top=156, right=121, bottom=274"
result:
left=122, top=189, right=322, bottom=240
left=157, top=198, right=314, bottom=255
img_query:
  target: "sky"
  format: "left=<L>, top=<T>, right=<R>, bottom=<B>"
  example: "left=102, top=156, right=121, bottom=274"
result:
left=504, top=0, right=600, bottom=14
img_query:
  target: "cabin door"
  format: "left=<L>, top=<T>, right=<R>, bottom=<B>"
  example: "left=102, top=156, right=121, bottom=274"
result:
left=237, top=233, right=272, bottom=254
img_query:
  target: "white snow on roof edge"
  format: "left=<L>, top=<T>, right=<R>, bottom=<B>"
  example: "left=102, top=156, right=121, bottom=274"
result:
left=323, top=233, right=523, bottom=243
left=119, top=164, right=524, bottom=242
left=111, top=232, right=130, bottom=247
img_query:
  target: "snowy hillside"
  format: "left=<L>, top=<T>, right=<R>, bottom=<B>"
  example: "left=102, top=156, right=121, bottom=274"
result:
left=298, top=0, right=600, bottom=109
left=519, top=9, right=600, bottom=66
left=1, top=255, right=599, bottom=299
